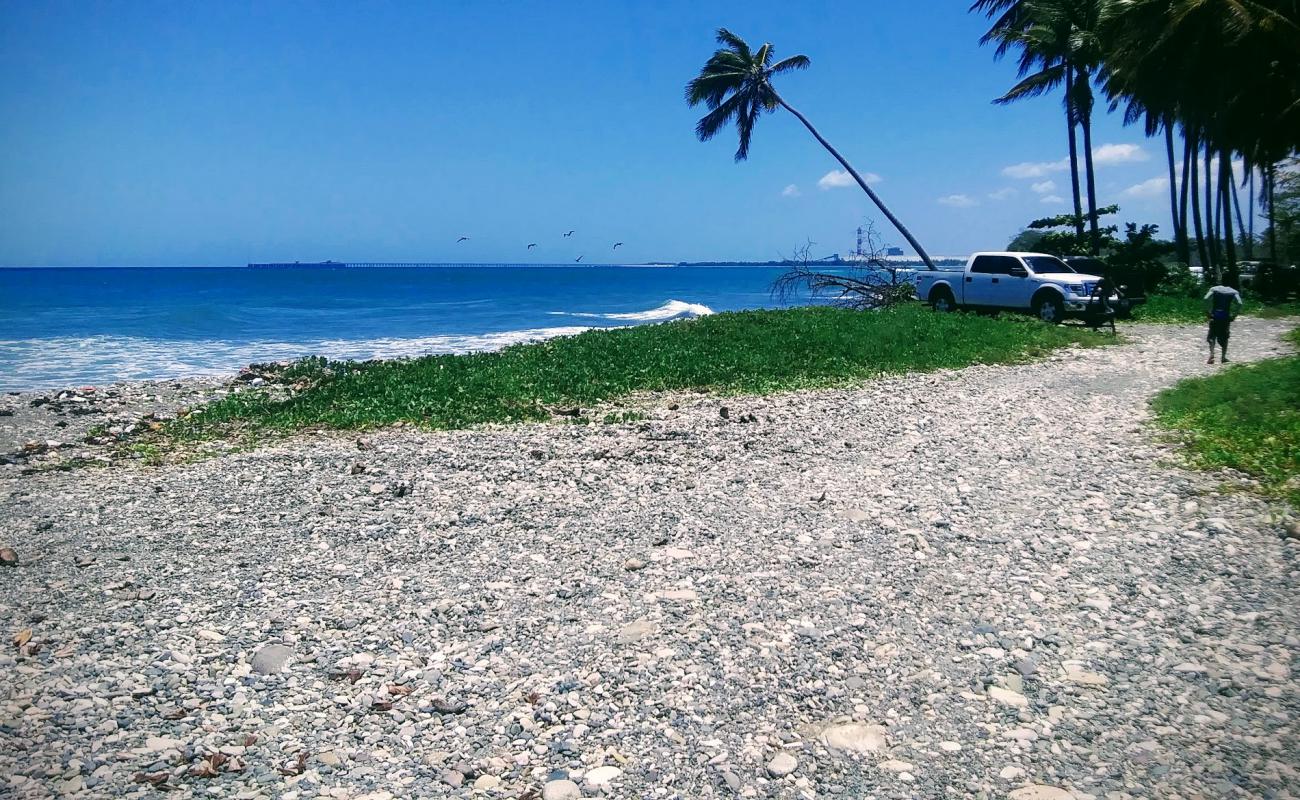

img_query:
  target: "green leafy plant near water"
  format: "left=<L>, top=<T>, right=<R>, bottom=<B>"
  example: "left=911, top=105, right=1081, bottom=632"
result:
left=1153, top=328, right=1300, bottom=506
left=162, top=305, right=1107, bottom=440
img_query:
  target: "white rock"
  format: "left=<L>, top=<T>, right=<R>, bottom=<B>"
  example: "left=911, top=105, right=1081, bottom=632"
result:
left=143, top=736, right=183, bottom=752
left=988, top=686, right=1029, bottom=708
left=585, top=766, right=622, bottom=786
left=542, top=780, right=581, bottom=800
left=767, top=752, right=798, bottom=777
left=1009, top=785, right=1075, bottom=800
left=472, top=774, right=501, bottom=791
left=938, top=741, right=962, bottom=752
left=617, top=619, right=655, bottom=645
left=251, top=643, right=293, bottom=675
left=819, top=723, right=887, bottom=753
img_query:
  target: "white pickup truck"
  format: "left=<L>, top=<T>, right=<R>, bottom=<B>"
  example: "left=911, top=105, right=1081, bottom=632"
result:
left=913, top=251, right=1111, bottom=324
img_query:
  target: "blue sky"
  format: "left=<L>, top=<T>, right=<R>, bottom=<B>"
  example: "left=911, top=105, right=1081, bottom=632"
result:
left=0, top=0, right=1217, bottom=266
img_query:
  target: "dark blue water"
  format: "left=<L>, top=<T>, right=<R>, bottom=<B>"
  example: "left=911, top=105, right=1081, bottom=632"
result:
left=0, top=265, right=795, bottom=390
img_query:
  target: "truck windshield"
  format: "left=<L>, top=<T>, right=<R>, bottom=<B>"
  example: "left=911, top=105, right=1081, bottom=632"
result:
left=1024, top=256, right=1074, bottom=275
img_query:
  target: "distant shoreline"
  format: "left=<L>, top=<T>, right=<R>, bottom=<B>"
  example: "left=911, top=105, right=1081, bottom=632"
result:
left=2, top=259, right=968, bottom=270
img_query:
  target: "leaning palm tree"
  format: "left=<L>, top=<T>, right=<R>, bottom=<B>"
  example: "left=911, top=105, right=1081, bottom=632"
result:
left=686, top=28, right=936, bottom=270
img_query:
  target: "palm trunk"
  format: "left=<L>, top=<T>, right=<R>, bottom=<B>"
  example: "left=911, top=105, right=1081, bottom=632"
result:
left=1220, top=148, right=1237, bottom=286
left=1248, top=168, right=1255, bottom=257
left=1066, top=66, right=1085, bottom=244
left=1165, top=122, right=1186, bottom=262
left=1204, top=143, right=1218, bottom=278
left=1079, top=98, right=1101, bottom=255
left=1179, top=127, right=1194, bottom=265
left=1231, top=163, right=1248, bottom=259
left=1267, top=162, right=1278, bottom=262
left=1189, top=130, right=1209, bottom=271
left=773, top=92, right=936, bottom=270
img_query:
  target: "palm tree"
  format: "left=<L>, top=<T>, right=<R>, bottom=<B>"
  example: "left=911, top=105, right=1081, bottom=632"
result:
left=980, top=0, right=1107, bottom=254
left=686, top=28, right=936, bottom=270
left=973, top=0, right=1086, bottom=243
left=1103, top=0, right=1300, bottom=276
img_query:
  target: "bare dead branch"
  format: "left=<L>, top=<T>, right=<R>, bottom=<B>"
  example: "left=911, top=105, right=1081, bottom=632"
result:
left=772, top=224, right=916, bottom=310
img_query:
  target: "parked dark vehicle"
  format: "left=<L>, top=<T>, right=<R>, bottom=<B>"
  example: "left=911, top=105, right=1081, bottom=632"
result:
left=1253, top=261, right=1299, bottom=301
left=1063, top=256, right=1145, bottom=319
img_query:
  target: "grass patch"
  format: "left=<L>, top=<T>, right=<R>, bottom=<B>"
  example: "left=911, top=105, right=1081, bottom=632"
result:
left=1131, top=295, right=1300, bottom=324
left=160, top=304, right=1109, bottom=442
left=1152, top=328, right=1300, bottom=506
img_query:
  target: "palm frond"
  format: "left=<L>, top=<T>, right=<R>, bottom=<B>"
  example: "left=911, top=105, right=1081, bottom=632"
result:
left=714, top=28, right=751, bottom=59
left=734, top=96, right=758, bottom=161
left=694, top=92, right=746, bottom=143
left=994, top=63, right=1067, bottom=104
left=685, top=70, right=746, bottom=108
left=770, top=55, right=811, bottom=74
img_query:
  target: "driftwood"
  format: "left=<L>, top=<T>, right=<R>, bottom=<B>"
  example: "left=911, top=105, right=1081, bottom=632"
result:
left=771, top=229, right=915, bottom=310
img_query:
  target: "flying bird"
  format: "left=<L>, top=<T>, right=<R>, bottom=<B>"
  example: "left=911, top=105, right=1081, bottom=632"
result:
left=527, top=243, right=537, bottom=249
left=613, top=242, right=624, bottom=250
left=456, top=236, right=469, bottom=243
left=575, top=255, right=584, bottom=263
left=563, top=230, right=575, bottom=237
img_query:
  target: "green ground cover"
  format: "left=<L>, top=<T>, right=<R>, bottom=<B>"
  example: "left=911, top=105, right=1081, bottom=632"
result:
left=165, top=304, right=1107, bottom=438
left=1131, top=295, right=1300, bottom=324
left=1152, top=328, right=1300, bottom=506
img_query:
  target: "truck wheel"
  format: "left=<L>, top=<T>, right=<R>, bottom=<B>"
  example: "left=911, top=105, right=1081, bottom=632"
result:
left=1032, top=293, right=1065, bottom=324
left=929, top=287, right=956, bottom=313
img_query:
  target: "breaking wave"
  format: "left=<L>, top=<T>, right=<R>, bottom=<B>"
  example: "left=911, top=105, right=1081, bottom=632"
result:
left=550, top=299, right=715, bottom=322
left=0, top=327, right=591, bottom=391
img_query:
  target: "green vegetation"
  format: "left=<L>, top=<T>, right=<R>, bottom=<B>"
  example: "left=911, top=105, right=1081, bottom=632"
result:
left=1131, top=296, right=1300, bottom=324
left=1153, top=329, right=1300, bottom=506
left=162, top=305, right=1107, bottom=439
left=974, top=1, right=1298, bottom=278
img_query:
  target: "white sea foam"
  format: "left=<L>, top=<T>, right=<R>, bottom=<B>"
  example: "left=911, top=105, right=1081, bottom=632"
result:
left=551, top=299, right=715, bottom=321
left=0, top=327, right=591, bottom=391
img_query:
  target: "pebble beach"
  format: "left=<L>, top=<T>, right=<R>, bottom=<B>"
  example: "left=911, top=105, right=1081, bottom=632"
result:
left=2, top=318, right=1298, bottom=799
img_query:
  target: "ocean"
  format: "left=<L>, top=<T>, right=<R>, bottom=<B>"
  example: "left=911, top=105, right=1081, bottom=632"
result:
left=0, top=265, right=803, bottom=391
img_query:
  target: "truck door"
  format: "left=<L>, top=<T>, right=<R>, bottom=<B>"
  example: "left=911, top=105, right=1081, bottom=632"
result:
left=965, top=255, right=1010, bottom=306
left=1002, top=256, right=1038, bottom=308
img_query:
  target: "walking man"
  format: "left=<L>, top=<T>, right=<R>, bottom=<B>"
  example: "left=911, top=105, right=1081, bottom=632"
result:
left=1204, top=282, right=1243, bottom=364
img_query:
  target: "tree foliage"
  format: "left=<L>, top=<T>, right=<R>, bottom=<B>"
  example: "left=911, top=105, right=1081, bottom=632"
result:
left=974, top=0, right=1300, bottom=277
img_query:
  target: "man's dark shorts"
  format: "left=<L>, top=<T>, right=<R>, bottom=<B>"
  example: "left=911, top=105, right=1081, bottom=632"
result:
left=1207, top=318, right=1231, bottom=345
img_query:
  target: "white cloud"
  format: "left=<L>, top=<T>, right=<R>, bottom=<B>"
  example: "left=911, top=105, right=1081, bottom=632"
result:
left=781, top=184, right=801, bottom=197
left=1031, top=180, right=1056, bottom=194
left=818, top=169, right=880, bottom=190
left=1092, top=143, right=1149, bottom=165
left=987, top=187, right=1017, bottom=201
left=1121, top=176, right=1169, bottom=198
left=1040, top=195, right=1064, bottom=204
left=1002, top=143, right=1149, bottom=179
left=1002, top=159, right=1069, bottom=179
left=938, top=194, right=978, bottom=208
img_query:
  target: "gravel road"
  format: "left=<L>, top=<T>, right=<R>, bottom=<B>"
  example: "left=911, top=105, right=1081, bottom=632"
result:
left=2, top=318, right=1298, bottom=800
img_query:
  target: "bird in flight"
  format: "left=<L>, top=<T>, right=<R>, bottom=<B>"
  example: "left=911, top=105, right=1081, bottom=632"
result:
left=527, top=243, right=537, bottom=249
left=563, top=230, right=575, bottom=237
left=613, top=242, right=624, bottom=250
left=456, top=236, right=469, bottom=243
left=575, top=255, right=584, bottom=263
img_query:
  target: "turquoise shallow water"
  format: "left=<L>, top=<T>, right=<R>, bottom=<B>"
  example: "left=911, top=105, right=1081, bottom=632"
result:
left=0, top=264, right=801, bottom=390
